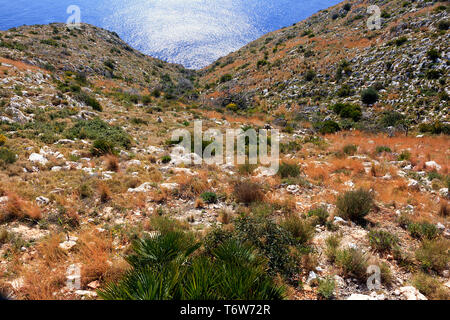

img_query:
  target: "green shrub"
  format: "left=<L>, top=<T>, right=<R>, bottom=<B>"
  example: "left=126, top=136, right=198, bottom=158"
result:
left=397, top=150, right=411, bottom=161
left=343, top=144, right=358, bottom=155
left=336, top=189, right=373, bottom=224
left=380, top=111, right=405, bottom=128
left=278, top=162, right=301, bottom=179
left=415, top=239, right=449, bottom=273
left=74, top=91, right=102, bottom=111
left=307, top=207, right=329, bottom=225
left=91, top=139, right=116, bottom=156
left=0, top=147, right=16, bottom=165
left=426, top=69, right=442, bottom=80
left=220, top=74, right=233, bottom=83
left=332, top=103, right=362, bottom=121
left=336, top=84, right=353, bottom=97
left=438, top=20, right=449, bottom=31
left=394, top=37, right=408, bottom=46
left=407, top=221, right=438, bottom=240
left=427, top=49, right=440, bottom=62
left=200, top=192, right=218, bottom=204
left=65, top=118, right=131, bottom=149
left=234, top=216, right=299, bottom=278
left=280, top=215, right=315, bottom=245
left=335, top=248, right=368, bottom=280
left=376, top=146, right=392, bottom=154
left=318, top=277, right=335, bottom=300
left=412, top=272, right=450, bottom=300
left=161, top=155, right=171, bottom=164
left=325, top=234, right=342, bottom=263
left=40, top=39, right=59, bottom=47
left=419, top=121, right=450, bottom=135
left=361, top=87, right=379, bottom=105
left=305, top=70, right=316, bottom=81
left=315, top=120, right=341, bottom=134
left=368, top=230, right=399, bottom=253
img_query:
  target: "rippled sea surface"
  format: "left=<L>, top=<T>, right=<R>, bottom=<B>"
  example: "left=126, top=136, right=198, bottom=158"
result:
left=0, top=0, right=339, bottom=68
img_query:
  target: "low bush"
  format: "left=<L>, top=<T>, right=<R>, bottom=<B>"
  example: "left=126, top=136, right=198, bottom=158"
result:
left=65, top=118, right=131, bottom=149
left=336, top=189, right=373, bottom=224
left=233, top=180, right=264, bottom=204
left=0, top=147, right=16, bottom=166
left=98, top=231, right=286, bottom=300
left=314, top=120, right=341, bottom=134
left=324, top=234, right=341, bottom=263
left=332, top=103, right=362, bottom=121
left=361, top=87, right=379, bottom=105
left=74, top=91, right=103, bottom=111
left=343, top=144, right=358, bottom=155
left=91, top=139, right=117, bottom=156
left=376, top=146, right=392, bottom=154
left=200, top=192, right=218, bottom=204
left=407, top=221, right=438, bottom=240
left=318, top=277, right=335, bottom=300
left=307, top=207, right=329, bottom=225
left=234, top=216, right=299, bottom=278
left=412, top=272, right=450, bottom=300
left=278, top=162, right=301, bottom=179
left=161, top=155, right=171, bottom=164
left=280, top=215, right=315, bottom=245
left=335, top=248, right=368, bottom=281
left=368, top=230, right=399, bottom=253
left=415, top=239, right=449, bottom=273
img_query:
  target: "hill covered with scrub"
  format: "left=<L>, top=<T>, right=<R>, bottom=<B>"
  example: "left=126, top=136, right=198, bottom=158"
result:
left=0, top=0, right=449, bottom=301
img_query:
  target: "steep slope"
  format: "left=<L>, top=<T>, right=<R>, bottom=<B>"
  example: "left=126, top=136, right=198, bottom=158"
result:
left=199, top=0, right=449, bottom=132
left=0, top=23, right=196, bottom=97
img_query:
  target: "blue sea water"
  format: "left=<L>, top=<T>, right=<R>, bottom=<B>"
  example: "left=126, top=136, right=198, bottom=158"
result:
left=0, top=0, right=339, bottom=68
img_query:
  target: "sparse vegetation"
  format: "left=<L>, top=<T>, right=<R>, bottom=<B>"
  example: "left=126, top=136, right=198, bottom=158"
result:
left=336, top=189, right=373, bottom=224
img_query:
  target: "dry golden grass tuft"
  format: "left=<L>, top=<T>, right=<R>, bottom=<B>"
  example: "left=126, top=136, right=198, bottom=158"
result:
left=174, top=175, right=209, bottom=199
left=438, top=200, right=449, bottom=218
left=98, top=183, right=112, bottom=203
left=194, top=198, right=205, bottom=209
left=233, top=180, right=264, bottom=205
left=76, top=230, right=126, bottom=287
left=1, top=192, right=42, bottom=223
left=104, top=154, right=119, bottom=172
left=20, top=264, right=68, bottom=300
left=37, top=233, right=67, bottom=265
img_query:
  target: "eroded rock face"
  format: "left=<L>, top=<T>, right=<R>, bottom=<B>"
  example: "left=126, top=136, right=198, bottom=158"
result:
left=5, top=106, right=31, bottom=123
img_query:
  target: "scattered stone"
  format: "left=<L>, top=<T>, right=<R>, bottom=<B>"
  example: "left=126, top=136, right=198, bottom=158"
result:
left=29, top=153, right=48, bottom=165
left=128, top=182, right=153, bottom=193
left=35, top=196, right=50, bottom=205
left=397, top=286, right=427, bottom=300
left=59, top=236, right=78, bottom=251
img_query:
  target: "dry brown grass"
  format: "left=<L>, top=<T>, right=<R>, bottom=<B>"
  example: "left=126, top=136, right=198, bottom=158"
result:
left=233, top=180, right=264, bottom=204
left=20, top=263, right=68, bottom=300
left=1, top=192, right=42, bottom=223
left=174, top=175, right=209, bottom=199
left=98, top=183, right=112, bottom=203
left=76, top=230, right=120, bottom=287
left=104, top=154, right=119, bottom=172
left=37, top=233, right=67, bottom=265
left=194, top=198, right=205, bottom=209
left=438, top=200, right=449, bottom=218
left=304, top=163, right=329, bottom=182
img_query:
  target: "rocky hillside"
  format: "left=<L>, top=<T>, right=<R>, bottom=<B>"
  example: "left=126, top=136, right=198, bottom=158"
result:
left=200, top=0, right=449, bottom=133
left=0, top=0, right=448, bottom=301
left=0, top=23, right=196, bottom=99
